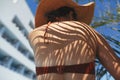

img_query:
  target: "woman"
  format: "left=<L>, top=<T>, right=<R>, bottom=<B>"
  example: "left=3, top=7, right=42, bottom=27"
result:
left=29, top=0, right=120, bottom=80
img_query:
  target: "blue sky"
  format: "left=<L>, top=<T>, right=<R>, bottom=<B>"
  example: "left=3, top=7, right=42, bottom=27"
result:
left=26, top=0, right=120, bottom=18
left=26, top=0, right=37, bottom=16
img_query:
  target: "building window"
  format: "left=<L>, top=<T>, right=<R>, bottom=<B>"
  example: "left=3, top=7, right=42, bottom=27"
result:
left=0, top=50, right=13, bottom=68
left=29, top=21, right=34, bottom=29
left=18, top=46, right=28, bottom=56
left=12, top=16, right=29, bottom=39
left=17, top=45, right=35, bottom=62
left=0, top=50, right=7, bottom=65
left=0, top=22, right=22, bottom=49
left=24, top=69, right=34, bottom=79
left=29, top=55, right=34, bottom=62
left=0, top=22, right=6, bottom=37
left=2, top=29, right=19, bottom=47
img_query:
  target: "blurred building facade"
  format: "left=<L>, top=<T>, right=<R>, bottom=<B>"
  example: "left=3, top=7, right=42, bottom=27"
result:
left=0, top=0, right=35, bottom=80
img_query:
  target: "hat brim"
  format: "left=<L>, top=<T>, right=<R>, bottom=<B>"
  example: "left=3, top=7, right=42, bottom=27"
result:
left=35, top=0, right=95, bottom=28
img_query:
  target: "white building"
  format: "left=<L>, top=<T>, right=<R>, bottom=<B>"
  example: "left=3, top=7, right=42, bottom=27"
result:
left=0, top=0, right=36, bottom=80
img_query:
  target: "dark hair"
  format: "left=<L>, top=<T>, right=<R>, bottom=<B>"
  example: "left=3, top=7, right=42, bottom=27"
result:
left=45, top=6, right=77, bottom=22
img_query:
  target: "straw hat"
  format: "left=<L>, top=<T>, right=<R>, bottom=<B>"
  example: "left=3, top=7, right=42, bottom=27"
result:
left=35, top=0, right=95, bottom=28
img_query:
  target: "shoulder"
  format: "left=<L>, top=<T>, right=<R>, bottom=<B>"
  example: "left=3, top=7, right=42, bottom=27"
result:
left=28, top=24, right=47, bottom=42
left=57, top=21, right=94, bottom=31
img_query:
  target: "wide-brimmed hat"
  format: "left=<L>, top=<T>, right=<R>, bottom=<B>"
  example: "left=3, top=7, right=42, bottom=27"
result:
left=35, top=0, right=95, bottom=28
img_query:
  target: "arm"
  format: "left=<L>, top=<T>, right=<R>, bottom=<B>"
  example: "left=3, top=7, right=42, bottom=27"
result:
left=96, top=32, right=120, bottom=79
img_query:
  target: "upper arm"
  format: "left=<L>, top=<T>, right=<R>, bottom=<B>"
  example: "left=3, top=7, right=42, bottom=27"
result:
left=96, top=32, right=120, bottom=79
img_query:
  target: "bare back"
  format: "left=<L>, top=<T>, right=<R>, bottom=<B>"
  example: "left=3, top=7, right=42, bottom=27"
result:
left=29, top=21, right=98, bottom=80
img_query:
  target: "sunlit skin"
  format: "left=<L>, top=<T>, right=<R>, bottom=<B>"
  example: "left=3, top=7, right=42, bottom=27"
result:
left=29, top=13, right=120, bottom=80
